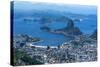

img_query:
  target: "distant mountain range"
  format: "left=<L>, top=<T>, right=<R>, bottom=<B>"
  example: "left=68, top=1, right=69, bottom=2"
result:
left=13, top=1, right=97, bottom=18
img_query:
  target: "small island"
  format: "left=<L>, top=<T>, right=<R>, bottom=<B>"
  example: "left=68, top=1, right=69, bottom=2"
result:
left=40, top=17, right=82, bottom=38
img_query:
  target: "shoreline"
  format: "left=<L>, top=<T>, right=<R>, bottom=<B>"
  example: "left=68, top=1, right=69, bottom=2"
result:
left=29, top=43, right=57, bottom=48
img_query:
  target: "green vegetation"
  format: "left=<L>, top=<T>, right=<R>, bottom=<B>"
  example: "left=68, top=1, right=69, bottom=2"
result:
left=90, top=29, right=97, bottom=40
left=20, top=34, right=41, bottom=42
left=14, top=49, right=43, bottom=66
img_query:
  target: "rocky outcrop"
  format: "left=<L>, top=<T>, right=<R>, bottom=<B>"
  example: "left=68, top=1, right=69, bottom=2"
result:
left=53, top=19, right=82, bottom=36
left=67, top=19, right=74, bottom=29
left=40, top=26, right=51, bottom=32
left=40, top=18, right=82, bottom=36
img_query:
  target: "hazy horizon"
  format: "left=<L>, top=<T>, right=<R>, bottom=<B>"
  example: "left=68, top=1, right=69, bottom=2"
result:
left=13, top=1, right=97, bottom=15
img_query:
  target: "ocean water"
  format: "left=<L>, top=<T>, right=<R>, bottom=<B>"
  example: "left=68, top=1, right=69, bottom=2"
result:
left=13, top=2, right=97, bottom=46
left=13, top=15, right=97, bottom=46
left=13, top=18, right=71, bottom=46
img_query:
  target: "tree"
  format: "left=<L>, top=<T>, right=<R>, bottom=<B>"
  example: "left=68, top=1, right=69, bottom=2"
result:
left=47, top=45, right=50, bottom=50
left=57, top=45, right=60, bottom=49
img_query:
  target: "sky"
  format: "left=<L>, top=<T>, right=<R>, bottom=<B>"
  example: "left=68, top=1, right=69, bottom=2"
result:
left=13, top=1, right=97, bottom=15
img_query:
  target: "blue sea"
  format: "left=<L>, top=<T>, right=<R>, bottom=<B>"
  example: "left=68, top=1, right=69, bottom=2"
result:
left=13, top=2, right=97, bottom=46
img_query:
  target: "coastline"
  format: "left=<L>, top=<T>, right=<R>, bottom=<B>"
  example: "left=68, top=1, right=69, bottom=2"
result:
left=29, top=43, right=57, bottom=48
